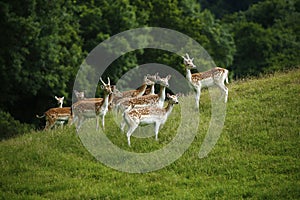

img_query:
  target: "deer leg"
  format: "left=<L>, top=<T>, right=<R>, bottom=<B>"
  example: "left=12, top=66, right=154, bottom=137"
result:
left=58, top=120, right=64, bottom=129
left=67, top=116, right=73, bottom=126
left=120, top=119, right=126, bottom=132
left=96, top=116, right=100, bottom=131
left=49, top=123, right=55, bottom=130
left=45, top=116, right=56, bottom=130
left=101, top=114, right=105, bottom=130
left=216, top=83, right=228, bottom=103
left=224, top=86, right=228, bottom=103
left=77, top=116, right=84, bottom=131
left=71, top=115, right=78, bottom=126
left=122, top=110, right=132, bottom=133
left=126, top=124, right=138, bottom=146
left=154, top=122, right=161, bottom=141
left=194, top=84, right=201, bottom=110
left=44, top=120, right=50, bottom=130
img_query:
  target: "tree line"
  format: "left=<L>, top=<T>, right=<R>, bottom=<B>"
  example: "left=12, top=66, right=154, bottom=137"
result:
left=0, top=0, right=299, bottom=136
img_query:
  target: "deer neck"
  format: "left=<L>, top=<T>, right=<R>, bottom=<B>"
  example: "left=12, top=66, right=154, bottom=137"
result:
left=158, top=85, right=166, bottom=101
left=108, top=92, right=114, bottom=105
left=136, top=84, right=147, bottom=96
left=102, top=92, right=110, bottom=108
left=186, top=68, right=192, bottom=82
left=150, top=84, right=155, bottom=94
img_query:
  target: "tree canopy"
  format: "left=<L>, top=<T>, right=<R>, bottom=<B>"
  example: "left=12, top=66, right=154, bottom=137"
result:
left=224, top=0, right=300, bottom=77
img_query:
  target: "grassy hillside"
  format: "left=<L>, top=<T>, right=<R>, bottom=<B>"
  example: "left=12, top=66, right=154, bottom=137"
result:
left=1, top=69, right=300, bottom=199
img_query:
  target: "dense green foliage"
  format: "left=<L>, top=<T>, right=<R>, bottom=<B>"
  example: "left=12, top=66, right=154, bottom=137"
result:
left=0, top=110, right=33, bottom=139
left=1, top=69, right=299, bottom=199
left=0, top=0, right=299, bottom=129
left=200, top=0, right=263, bottom=18
left=224, top=0, right=300, bottom=77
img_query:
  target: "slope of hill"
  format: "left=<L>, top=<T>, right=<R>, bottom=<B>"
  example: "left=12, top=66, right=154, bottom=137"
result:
left=1, top=69, right=299, bottom=199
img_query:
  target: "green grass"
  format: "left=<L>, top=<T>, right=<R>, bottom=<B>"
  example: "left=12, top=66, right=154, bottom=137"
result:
left=1, top=69, right=300, bottom=199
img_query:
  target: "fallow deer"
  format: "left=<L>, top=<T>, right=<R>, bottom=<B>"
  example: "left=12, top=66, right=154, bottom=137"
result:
left=55, top=96, right=65, bottom=108
left=117, top=74, right=171, bottom=112
left=123, top=93, right=179, bottom=146
left=72, top=77, right=112, bottom=131
left=112, top=75, right=156, bottom=108
left=119, top=74, right=171, bottom=131
left=182, top=53, right=229, bottom=109
left=36, top=96, right=72, bottom=130
left=143, top=73, right=157, bottom=95
left=73, top=90, right=85, bottom=101
left=74, top=86, right=120, bottom=111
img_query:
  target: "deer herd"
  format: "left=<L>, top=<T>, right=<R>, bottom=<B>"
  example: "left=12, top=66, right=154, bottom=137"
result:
left=37, top=54, right=229, bottom=146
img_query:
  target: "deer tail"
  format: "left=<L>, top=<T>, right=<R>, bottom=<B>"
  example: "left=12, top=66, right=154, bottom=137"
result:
left=224, top=69, right=229, bottom=84
left=36, top=114, right=45, bottom=118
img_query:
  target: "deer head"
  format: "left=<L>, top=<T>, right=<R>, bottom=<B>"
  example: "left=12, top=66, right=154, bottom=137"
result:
left=156, top=74, right=171, bottom=88
left=74, top=90, right=85, bottom=101
left=55, top=96, right=64, bottom=108
left=166, top=93, right=179, bottom=104
left=182, top=53, right=196, bottom=69
left=100, top=77, right=112, bottom=95
left=146, top=73, right=158, bottom=83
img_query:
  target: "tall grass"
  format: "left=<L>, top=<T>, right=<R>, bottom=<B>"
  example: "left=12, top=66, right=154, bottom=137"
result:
left=1, top=69, right=299, bottom=199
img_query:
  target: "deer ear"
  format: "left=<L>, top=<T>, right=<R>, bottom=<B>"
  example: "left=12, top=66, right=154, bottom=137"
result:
left=167, top=93, right=171, bottom=98
left=55, top=96, right=58, bottom=100
left=62, top=96, right=64, bottom=100
left=166, top=75, right=171, bottom=80
left=100, top=85, right=105, bottom=89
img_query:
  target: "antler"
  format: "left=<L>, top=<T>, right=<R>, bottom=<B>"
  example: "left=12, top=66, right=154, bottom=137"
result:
left=182, top=53, right=192, bottom=60
left=185, top=53, right=194, bottom=61
left=100, top=77, right=106, bottom=85
left=186, top=53, right=190, bottom=59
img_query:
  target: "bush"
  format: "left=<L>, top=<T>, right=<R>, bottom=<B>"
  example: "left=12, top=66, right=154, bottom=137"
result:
left=0, top=110, right=33, bottom=140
